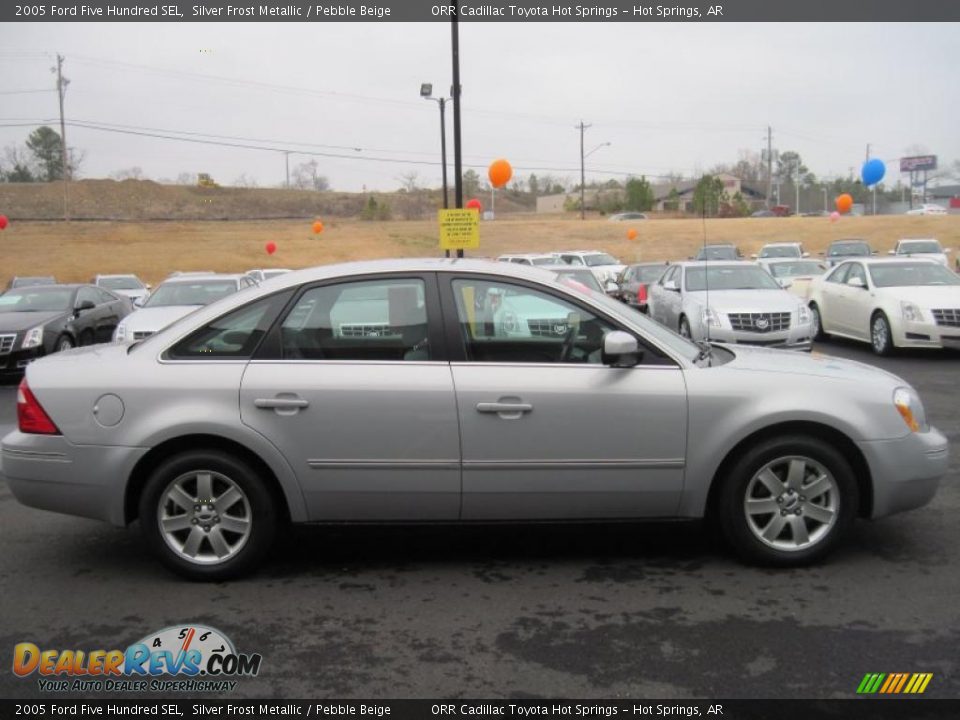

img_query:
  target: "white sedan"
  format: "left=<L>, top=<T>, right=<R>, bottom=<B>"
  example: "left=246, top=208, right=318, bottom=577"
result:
left=808, top=258, right=960, bottom=355
left=888, top=238, right=950, bottom=267
left=905, top=204, right=947, bottom=216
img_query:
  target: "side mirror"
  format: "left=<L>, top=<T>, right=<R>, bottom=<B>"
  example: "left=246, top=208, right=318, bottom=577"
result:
left=145, top=283, right=152, bottom=290
left=602, top=331, right=641, bottom=368
left=750, top=253, right=758, bottom=259
left=74, top=300, right=95, bottom=315
left=133, top=296, right=145, bottom=308
left=604, top=280, right=619, bottom=294
left=801, top=252, right=810, bottom=258
left=664, top=280, right=679, bottom=292
left=779, top=279, right=794, bottom=289
left=887, top=250, right=896, bottom=255
left=846, top=276, right=866, bottom=289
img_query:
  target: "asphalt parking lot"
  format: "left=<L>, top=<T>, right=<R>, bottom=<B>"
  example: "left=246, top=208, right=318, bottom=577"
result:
left=0, top=339, right=957, bottom=700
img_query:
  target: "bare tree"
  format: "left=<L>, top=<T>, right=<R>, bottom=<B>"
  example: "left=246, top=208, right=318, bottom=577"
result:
left=110, top=166, right=145, bottom=181
left=291, top=159, right=330, bottom=191
left=175, top=172, right=197, bottom=186
left=232, top=173, right=259, bottom=188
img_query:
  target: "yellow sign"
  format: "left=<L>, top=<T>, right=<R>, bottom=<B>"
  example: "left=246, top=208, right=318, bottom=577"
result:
left=438, top=209, right=480, bottom=250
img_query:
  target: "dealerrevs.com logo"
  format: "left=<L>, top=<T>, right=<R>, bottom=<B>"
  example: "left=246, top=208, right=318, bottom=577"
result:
left=13, top=625, right=262, bottom=693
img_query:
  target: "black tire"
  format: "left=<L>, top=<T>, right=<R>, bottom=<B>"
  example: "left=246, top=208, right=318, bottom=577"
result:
left=55, top=334, right=74, bottom=352
left=809, top=303, right=826, bottom=341
left=871, top=311, right=894, bottom=356
left=679, top=316, right=692, bottom=339
left=716, top=435, right=858, bottom=566
left=79, top=329, right=95, bottom=346
left=139, top=450, right=279, bottom=581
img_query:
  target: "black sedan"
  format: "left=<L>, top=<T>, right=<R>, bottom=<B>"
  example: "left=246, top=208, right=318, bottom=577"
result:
left=615, top=262, right=670, bottom=313
left=0, top=284, right=132, bottom=376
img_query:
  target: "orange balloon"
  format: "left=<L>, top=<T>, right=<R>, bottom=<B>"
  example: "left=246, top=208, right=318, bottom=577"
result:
left=627, top=228, right=638, bottom=241
left=312, top=220, right=324, bottom=234
left=835, top=193, right=853, bottom=214
left=488, top=159, right=513, bottom=189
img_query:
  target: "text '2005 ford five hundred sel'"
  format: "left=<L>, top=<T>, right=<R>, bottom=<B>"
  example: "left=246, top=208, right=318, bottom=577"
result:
left=1, top=259, right=949, bottom=580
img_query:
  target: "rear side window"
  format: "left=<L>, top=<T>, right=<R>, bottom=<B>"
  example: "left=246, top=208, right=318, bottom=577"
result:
left=279, top=278, right=431, bottom=361
left=167, top=296, right=277, bottom=359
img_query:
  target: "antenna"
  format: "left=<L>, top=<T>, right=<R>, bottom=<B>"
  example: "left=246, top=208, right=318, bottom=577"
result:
left=701, top=202, right=710, bottom=343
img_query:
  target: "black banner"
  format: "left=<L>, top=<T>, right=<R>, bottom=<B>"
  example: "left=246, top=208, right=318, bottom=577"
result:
left=2, top=700, right=960, bottom=720
left=3, top=0, right=960, bottom=23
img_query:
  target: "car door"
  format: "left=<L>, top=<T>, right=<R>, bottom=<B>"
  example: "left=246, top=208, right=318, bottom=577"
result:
left=72, top=287, right=110, bottom=344
left=93, top=288, right=127, bottom=342
left=239, top=273, right=461, bottom=521
left=657, top=266, right=683, bottom=330
left=440, top=274, right=687, bottom=520
left=834, top=262, right=872, bottom=339
left=816, top=262, right=851, bottom=334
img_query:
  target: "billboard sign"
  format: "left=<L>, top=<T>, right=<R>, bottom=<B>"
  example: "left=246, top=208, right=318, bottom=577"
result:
left=900, top=155, right=937, bottom=172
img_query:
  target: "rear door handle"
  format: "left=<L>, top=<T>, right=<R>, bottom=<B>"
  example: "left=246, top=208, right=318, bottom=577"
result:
left=255, top=397, right=309, bottom=409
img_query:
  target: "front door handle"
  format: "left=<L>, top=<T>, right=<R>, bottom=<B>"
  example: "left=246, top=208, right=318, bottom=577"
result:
left=255, top=397, right=309, bottom=409
left=476, top=402, right=533, bottom=420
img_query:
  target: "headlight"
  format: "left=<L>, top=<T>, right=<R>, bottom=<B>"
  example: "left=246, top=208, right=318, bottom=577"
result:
left=113, top=323, right=127, bottom=343
left=901, top=301, right=924, bottom=323
left=797, top=305, right=811, bottom=325
left=701, top=307, right=721, bottom=328
left=21, top=325, right=45, bottom=350
left=893, top=387, right=928, bottom=433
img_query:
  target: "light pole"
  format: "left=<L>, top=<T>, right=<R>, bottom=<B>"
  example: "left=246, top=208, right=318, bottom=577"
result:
left=821, top=186, right=827, bottom=214
left=420, top=83, right=449, bottom=210
left=579, top=139, right=611, bottom=220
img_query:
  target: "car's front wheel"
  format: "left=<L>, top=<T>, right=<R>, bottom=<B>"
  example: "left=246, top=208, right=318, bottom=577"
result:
left=809, top=303, right=826, bottom=341
left=871, top=311, right=894, bottom=356
left=679, top=316, right=692, bottom=339
left=56, top=334, right=74, bottom=352
left=717, top=435, right=857, bottom=566
left=139, top=450, right=279, bottom=581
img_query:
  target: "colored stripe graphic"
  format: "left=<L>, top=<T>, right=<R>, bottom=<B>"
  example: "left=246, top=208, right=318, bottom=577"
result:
left=857, top=672, right=932, bottom=694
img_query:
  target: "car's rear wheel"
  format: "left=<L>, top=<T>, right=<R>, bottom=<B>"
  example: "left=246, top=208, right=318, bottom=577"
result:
left=139, top=450, right=278, bottom=581
left=56, top=334, right=74, bottom=352
left=871, top=312, right=894, bottom=356
left=717, top=435, right=857, bottom=566
left=809, top=303, right=826, bottom=341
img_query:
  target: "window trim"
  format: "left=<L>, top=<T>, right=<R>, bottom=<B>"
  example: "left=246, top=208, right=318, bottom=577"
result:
left=437, top=273, right=679, bottom=367
left=253, top=272, right=448, bottom=363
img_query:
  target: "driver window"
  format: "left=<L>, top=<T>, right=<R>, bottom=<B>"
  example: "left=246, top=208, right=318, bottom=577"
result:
left=77, top=287, right=99, bottom=307
left=846, top=263, right=867, bottom=286
left=450, top=279, right=614, bottom=364
left=167, top=296, right=275, bottom=359
left=826, top=264, right=851, bottom=284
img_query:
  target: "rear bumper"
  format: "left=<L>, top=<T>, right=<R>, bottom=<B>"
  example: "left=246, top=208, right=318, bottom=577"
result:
left=1, top=431, right=148, bottom=526
left=858, top=427, right=949, bottom=518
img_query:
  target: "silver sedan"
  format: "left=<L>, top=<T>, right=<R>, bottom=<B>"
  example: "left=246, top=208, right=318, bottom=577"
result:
left=1, top=259, right=948, bottom=580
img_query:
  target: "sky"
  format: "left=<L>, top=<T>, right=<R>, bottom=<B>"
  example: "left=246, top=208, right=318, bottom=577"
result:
left=0, top=22, right=957, bottom=192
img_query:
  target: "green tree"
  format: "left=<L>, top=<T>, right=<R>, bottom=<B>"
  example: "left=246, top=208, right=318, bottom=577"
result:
left=624, top=176, right=655, bottom=211
left=463, top=169, right=480, bottom=199
left=527, top=173, right=540, bottom=197
left=26, top=126, right=66, bottom=182
left=692, top=175, right=724, bottom=216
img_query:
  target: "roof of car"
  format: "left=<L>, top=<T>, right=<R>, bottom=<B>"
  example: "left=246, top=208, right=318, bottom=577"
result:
left=760, top=241, right=802, bottom=247
left=95, top=273, right=141, bottom=278
left=159, top=273, right=247, bottom=285
left=498, top=253, right=556, bottom=259
left=674, top=260, right=755, bottom=268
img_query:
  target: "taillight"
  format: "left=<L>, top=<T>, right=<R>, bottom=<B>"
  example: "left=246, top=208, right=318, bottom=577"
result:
left=637, top=284, right=648, bottom=303
left=17, top=379, right=60, bottom=435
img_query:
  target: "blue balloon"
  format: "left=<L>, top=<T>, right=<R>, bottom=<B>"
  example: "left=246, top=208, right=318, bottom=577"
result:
left=861, top=158, right=886, bottom=187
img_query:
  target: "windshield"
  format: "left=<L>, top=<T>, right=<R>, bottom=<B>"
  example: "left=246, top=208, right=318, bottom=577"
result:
left=0, top=287, right=73, bottom=312
left=829, top=242, right=870, bottom=256
left=869, top=262, right=960, bottom=288
left=768, top=261, right=826, bottom=278
left=686, top=265, right=782, bottom=291
left=584, top=253, right=619, bottom=267
left=555, top=270, right=603, bottom=293
left=99, top=276, right=144, bottom=290
left=634, top=265, right=669, bottom=282
left=11, top=277, right=56, bottom=288
left=695, top=246, right=738, bottom=260
left=897, top=241, right=942, bottom=255
left=144, top=280, right=239, bottom=307
left=530, top=257, right=558, bottom=266
left=759, top=245, right=801, bottom=258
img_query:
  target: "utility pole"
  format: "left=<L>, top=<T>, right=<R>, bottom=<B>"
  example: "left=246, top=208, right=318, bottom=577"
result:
left=576, top=120, right=591, bottom=220
left=766, top=125, right=773, bottom=208
left=284, top=151, right=290, bottom=188
left=54, top=54, right=69, bottom=221
left=450, top=2, right=464, bottom=257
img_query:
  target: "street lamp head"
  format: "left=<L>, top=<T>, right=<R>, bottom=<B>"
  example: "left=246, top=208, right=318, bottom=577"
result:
left=420, top=83, right=433, bottom=98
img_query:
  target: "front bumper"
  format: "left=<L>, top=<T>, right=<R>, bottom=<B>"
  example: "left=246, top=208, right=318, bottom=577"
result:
left=858, top=426, right=949, bottom=518
left=0, top=346, right=45, bottom=375
left=702, top=323, right=814, bottom=351
left=894, top=318, right=960, bottom=350
left=1, top=430, right=149, bottom=526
